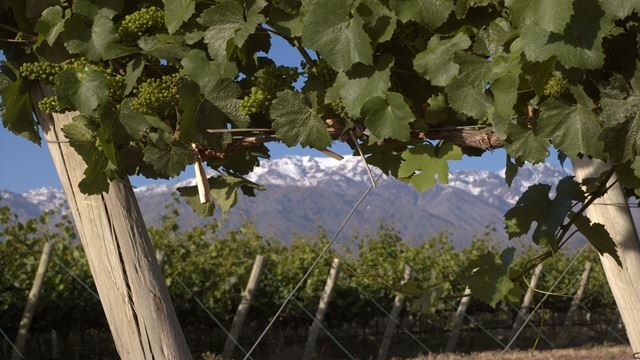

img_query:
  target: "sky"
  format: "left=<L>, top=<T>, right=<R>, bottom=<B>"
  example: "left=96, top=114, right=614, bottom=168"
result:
left=0, top=36, right=543, bottom=193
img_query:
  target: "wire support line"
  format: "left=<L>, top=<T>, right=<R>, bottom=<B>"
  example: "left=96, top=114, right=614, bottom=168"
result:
left=577, top=303, right=628, bottom=345
left=498, top=245, right=587, bottom=357
left=261, top=268, right=357, bottom=360
left=0, top=326, right=25, bottom=360
left=461, top=313, right=507, bottom=348
left=242, top=174, right=382, bottom=360
left=506, top=302, right=555, bottom=348
left=174, top=276, right=254, bottom=360
left=52, top=257, right=100, bottom=300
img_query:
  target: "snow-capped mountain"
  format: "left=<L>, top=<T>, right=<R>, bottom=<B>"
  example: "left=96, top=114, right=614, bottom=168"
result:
left=1, top=155, right=571, bottom=247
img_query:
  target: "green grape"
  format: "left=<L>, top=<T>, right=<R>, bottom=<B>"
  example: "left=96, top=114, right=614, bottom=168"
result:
left=330, top=98, right=350, bottom=121
left=240, top=86, right=270, bottom=115
left=107, top=76, right=126, bottom=103
left=19, top=61, right=63, bottom=82
left=240, top=64, right=299, bottom=115
left=544, top=76, right=568, bottom=97
left=131, top=74, right=180, bottom=117
left=119, top=6, right=165, bottom=44
left=37, top=96, right=71, bottom=114
left=306, top=59, right=337, bottom=87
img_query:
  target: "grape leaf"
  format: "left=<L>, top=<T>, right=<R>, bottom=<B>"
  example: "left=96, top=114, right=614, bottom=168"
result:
left=600, top=0, right=640, bottom=19
left=0, top=77, right=40, bottom=144
left=163, top=0, right=195, bottom=34
left=573, top=213, right=621, bottom=266
left=178, top=81, right=230, bottom=150
left=504, top=123, right=549, bottom=164
left=506, top=0, right=574, bottom=33
left=118, top=99, right=171, bottom=139
left=71, top=0, right=123, bottom=18
left=177, top=175, right=265, bottom=216
left=270, top=90, right=331, bottom=149
left=414, top=33, right=471, bottom=87
left=143, top=134, right=195, bottom=177
left=301, top=0, right=372, bottom=71
left=124, top=57, right=145, bottom=95
left=64, top=12, right=136, bottom=61
left=138, top=34, right=190, bottom=62
left=537, top=87, right=602, bottom=157
left=464, top=247, right=515, bottom=307
left=355, top=0, right=397, bottom=43
left=55, top=68, right=108, bottom=117
left=362, top=92, right=414, bottom=142
left=473, top=17, right=517, bottom=57
left=326, top=55, right=393, bottom=118
left=445, top=52, right=494, bottom=119
left=388, top=0, right=453, bottom=29
left=35, top=6, right=66, bottom=46
left=398, top=142, right=463, bottom=192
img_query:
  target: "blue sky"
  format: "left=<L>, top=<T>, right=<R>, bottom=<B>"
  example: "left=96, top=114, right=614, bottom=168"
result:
left=0, top=36, right=531, bottom=193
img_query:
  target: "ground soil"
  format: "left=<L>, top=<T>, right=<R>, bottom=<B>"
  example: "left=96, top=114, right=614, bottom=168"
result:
left=409, top=345, right=634, bottom=359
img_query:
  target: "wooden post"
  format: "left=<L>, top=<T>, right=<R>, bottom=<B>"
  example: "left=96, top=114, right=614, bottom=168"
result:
left=510, top=262, right=543, bottom=340
left=377, top=265, right=412, bottom=360
left=222, top=255, right=265, bottom=360
left=30, top=82, right=192, bottom=359
left=302, top=258, right=341, bottom=360
left=11, top=240, right=54, bottom=360
left=572, top=157, right=640, bottom=352
left=51, top=329, right=60, bottom=360
left=564, top=261, right=592, bottom=326
left=445, top=287, right=472, bottom=352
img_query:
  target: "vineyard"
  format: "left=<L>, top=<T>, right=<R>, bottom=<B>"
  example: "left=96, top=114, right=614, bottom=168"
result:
left=0, top=203, right=627, bottom=358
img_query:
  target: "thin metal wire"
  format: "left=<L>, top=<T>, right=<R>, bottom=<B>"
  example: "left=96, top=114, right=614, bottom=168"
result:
left=52, top=258, right=100, bottom=300
left=462, top=313, right=507, bottom=348
left=498, top=245, right=587, bottom=357
left=242, top=174, right=382, bottom=360
left=174, top=276, right=254, bottom=360
left=349, top=130, right=376, bottom=189
left=45, top=140, right=70, bottom=143
left=577, top=303, right=628, bottom=345
left=506, top=302, right=555, bottom=348
left=0, top=326, right=25, bottom=360
left=261, top=268, right=357, bottom=360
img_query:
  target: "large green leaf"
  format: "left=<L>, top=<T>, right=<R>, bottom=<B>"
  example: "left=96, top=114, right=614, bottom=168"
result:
left=506, top=0, right=573, bottom=33
left=64, top=12, right=136, bottom=61
left=355, top=0, right=397, bottom=43
left=0, top=77, right=39, bottom=144
left=398, top=142, right=463, bottom=192
left=143, top=135, right=195, bottom=177
left=163, top=0, right=195, bottom=34
left=362, top=92, right=414, bottom=142
left=178, top=81, right=230, bottom=150
left=270, top=90, right=332, bottom=149
left=326, top=55, right=393, bottom=118
left=301, top=0, right=372, bottom=71
left=537, top=87, right=602, bottom=157
left=177, top=175, right=265, bottom=216
left=388, top=0, right=453, bottom=29
left=414, top=33, right=471, bottom=87
left=573, top=213, right=621, bottom=266
left=504, top=123, right=549, bottom=164
left=55, top=68, right=108, bottom=116
left=464, top=247, right=516, bottom=307
left=35, top=6, right=66, bottom=46
left=445, top=52, right=494, bottom=119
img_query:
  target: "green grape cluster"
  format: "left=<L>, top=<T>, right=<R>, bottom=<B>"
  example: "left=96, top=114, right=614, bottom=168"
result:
left=330, top=98, right=350, bottom=121
left=131, top=74, right=180, bottom=117
left=544, top=75, right=569, bottom=97
left=119, top=6, right=165, bottom=44
left=19, top=61, right=63, bottom=81
left=303, top=59, right=337, bottom=87
left=240, top=65, right=299, bottom=115
left=38, top=96, right=71, bottom=114
left=107, top=76, right=126, bottom=103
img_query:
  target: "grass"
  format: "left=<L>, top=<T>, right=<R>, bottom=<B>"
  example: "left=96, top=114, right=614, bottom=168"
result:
left=407, top=344, right=632, bottom=360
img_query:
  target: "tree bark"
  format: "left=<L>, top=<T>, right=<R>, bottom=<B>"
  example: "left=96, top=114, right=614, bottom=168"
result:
left=377, top=265, right=412, bottom=360
left=30, top=83, right=192, bottom=359
left=222, top=255, right=265, bottom=360
left=564, top=261, right=592, bottom=326
left=510, top=263, right=543, bottom=340
left=302, top=258, right=340, bottom=360
left=572, top=157, right=640, bottom=352
left=445, top=287, right=472, bottom=352
left=11, top=241, right=54, bottom=360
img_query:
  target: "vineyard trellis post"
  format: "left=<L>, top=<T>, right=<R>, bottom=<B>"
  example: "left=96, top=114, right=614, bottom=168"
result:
left=572, top=157, right=640, bottom=352
left=377, top=265, right=412, bottom=360
left=222, top=254, right=265, bottom=360
left=11, top=240, right=54, bottom=360
left=510, top=263, right=544, bottom=340
left=564, top=261, right=592, bottom=327
left=302, top=258, right=340, bottom=360
left=445, top=287, right=472, bottom=352
left=28, top=95, right=192, bottom=358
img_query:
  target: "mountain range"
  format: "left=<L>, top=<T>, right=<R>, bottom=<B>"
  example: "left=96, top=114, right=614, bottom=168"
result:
left=0, top=155, right=581, bottom=248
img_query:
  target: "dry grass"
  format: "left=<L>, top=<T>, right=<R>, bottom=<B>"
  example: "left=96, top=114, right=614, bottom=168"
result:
left=406, top=345, right=633, bottom=360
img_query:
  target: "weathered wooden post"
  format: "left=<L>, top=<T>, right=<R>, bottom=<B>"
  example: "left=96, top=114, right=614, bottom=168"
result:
left=377, top=265, right=412, bottom=360
left=222, top=255, right=265, bottom=360
left=445, top=287, right=472, bottom=352
left=302, top=258, right=340, bottom=360
left=51, top=329, right=60, bottom=360
left=564, top=261, right=592, bottom=326
left=572, top=157, right=640, bottom=352
left=510, top=263, right=544, bottom=340
left=11, top=240, right=54, bottom=360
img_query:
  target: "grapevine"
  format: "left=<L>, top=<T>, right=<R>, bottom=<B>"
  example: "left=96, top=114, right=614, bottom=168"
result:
left=118, top=6, right=166, bottom=44
left=240, top=64, right=299, bottom=116
left=544, top=75, right=569, bottom=97
left=37, top=96, right=72, bottom=114
left=302, top=59, right=337, bottom=87
left=19, top=62, right=63, bottom=82
left=131, top=74, right=181, bottom=117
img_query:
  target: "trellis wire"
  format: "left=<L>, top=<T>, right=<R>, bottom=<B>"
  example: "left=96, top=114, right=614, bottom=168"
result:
left=499, top=244, right=587, bottom=357
left=52, top=257, right=100, bottom=300
left=174, top=276, right=254, bottom=360
left=506, top=302, right=555, bottom=348
left=242, top=174, right=382, bottom=360
left=0, top=327, right=25, bottom=360
left=462, top=313, right=507, bottom=348
left=577, top=303, right=628, bottom=345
